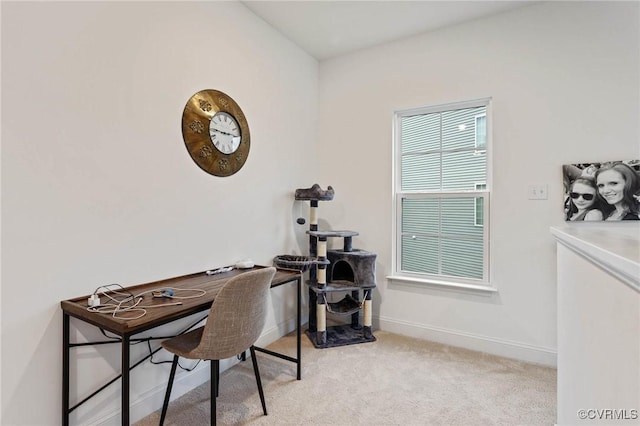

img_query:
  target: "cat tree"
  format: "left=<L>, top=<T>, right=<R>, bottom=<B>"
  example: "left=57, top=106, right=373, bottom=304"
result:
left=275, top=184, right=376, bottom=348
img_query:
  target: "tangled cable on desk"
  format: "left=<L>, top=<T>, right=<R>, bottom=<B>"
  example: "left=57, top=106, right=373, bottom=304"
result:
left=86, top=284, right=207, bottom=320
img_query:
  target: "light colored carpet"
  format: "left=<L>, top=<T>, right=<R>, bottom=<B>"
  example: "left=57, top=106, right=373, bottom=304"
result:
left=134, top=330, right=556, bottom=425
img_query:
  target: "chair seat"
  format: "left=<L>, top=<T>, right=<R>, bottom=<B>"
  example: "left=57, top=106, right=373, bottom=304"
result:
left=162, top=327, right=204, bottom=359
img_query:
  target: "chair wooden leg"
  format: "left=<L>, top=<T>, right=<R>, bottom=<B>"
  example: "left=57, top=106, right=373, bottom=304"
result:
left=249, top=346, right=267, bottom=416
left=211, top=359, right=218, bottom=426
left=159, top=355, right=179, bottom=426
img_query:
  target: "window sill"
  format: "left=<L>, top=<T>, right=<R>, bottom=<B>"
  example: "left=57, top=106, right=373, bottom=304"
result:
left=386, top=275, right=498, bottom=294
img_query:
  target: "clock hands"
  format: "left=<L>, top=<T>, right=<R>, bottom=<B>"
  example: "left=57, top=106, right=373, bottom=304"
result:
left=210, top=127, right=241, bottom=155
left=210, top=127, right=238, bottom=137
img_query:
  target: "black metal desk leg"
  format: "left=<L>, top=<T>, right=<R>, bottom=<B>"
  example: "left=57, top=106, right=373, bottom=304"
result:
left=296, top=277, right=301, bottom=380
left=63, top=313, right=70, bottom=426
left=122, top=334, right=130, bottom=425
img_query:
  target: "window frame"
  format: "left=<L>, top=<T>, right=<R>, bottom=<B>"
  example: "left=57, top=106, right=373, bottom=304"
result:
left=391, top=98, right=492, bottom=289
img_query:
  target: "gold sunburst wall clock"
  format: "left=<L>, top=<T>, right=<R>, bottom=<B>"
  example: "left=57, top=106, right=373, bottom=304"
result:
left=181, top=89, right=250, bottom=177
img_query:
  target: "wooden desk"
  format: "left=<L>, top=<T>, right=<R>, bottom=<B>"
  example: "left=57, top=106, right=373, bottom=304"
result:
left=61, top=266, right=301, bottom=426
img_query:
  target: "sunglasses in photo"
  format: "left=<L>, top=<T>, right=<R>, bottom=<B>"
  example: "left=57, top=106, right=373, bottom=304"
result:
left=570, top=192, right=594, bottom=201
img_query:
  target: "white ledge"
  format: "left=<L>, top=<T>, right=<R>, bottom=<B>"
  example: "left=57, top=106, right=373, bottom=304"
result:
left=387, top=275, right=497, bottom=294
left=550, top=224, right=640, bottom=293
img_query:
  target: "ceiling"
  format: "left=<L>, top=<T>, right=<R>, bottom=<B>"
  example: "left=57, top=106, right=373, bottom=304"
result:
left=242, top=1, right=539, bottom=61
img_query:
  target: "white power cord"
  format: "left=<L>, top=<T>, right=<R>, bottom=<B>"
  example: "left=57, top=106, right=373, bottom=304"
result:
left=86, top=284, right=206, bottom=319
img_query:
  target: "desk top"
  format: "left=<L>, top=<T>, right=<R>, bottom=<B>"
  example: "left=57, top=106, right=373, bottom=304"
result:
left=61, top=266, right=300, bottom=336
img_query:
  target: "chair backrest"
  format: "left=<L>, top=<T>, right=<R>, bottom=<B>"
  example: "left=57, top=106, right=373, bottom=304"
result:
left=191, top=267, right=276, bottom=361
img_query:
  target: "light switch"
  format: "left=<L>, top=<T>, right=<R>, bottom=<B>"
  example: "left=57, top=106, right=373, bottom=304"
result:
left=528, top=184, right=548, bottom=200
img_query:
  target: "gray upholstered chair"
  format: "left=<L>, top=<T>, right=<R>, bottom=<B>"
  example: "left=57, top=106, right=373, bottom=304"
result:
left=159, top=267, right=277, bottom=426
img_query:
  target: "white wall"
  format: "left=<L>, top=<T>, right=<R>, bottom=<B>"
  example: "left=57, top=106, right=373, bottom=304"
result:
left=317, top=1, right=639, bottom=365
left=1, top=2, right=317, bottom=424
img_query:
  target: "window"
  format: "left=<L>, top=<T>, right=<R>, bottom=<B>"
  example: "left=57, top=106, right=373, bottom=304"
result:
left=393, top=98, right=490, bottom=285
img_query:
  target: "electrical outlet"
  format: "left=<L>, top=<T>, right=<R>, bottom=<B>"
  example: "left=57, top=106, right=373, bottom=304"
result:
left=528, top=184, right=548, bottom=200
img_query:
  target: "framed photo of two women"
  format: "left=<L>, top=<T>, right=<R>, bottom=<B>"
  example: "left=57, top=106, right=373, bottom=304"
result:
left=563, top=159, right=640, bottom=221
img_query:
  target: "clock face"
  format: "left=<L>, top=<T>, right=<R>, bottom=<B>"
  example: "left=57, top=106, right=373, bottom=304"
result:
left=209, top=111, right=241, bottom=154
left=181, top=90, right=250, bottom=177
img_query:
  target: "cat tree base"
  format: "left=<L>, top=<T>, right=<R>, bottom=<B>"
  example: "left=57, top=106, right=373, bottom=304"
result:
left=305, top=324, right=376, bottom=349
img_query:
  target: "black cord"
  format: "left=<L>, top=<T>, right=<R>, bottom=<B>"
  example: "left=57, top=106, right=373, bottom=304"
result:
left=146, top=340, right=201, bottom=371
left=145, top=314, right=208, bottom=371
left=96, top=330, right=197, bottom=370
left=97, top=310, right=208, bottom=371
left=100, top=329, right=122, bottom=341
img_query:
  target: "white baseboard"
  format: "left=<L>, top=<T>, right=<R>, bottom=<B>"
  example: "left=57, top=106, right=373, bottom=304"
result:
left=377, top=316, right=557, bottom=367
